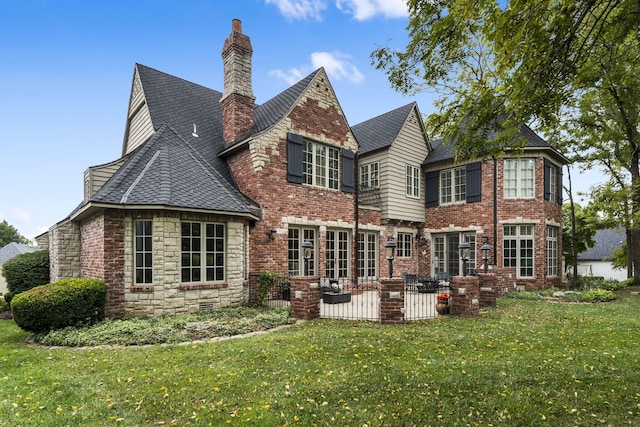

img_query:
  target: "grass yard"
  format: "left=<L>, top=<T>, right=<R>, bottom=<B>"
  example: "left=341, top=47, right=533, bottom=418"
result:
left=1, top=291, right=640, bottom=426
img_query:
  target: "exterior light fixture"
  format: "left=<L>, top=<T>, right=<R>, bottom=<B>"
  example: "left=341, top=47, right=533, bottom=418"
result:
left=480, top=235, right=491, bottom=273
left=458, top=241, right=471, bottom=276
left=384, top=235, right=397, bottom=278
left=302, top=240, right=313, bottom=276
left=268, top=229, right=277, bottom=240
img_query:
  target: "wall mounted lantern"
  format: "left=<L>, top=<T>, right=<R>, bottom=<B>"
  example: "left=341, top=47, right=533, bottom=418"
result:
left=268, top=229, right=277, bottom=240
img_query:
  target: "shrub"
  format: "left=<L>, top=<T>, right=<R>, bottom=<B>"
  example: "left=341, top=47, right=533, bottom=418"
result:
left=582, top=288, right=616, bottom=303
left=11, top=278, right=106, bottom=333
left=2, top=250, right=50, bottom=296
left=255, top=271, right=288, bottom=306
left=4, top=291, right=13, bottom=304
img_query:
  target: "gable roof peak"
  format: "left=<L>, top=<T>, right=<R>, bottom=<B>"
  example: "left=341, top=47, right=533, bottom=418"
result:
left=352, top=102, right=422, bottom=154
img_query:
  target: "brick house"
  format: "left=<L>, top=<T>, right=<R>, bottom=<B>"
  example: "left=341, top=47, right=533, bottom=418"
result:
left=45, top=19, right=567, bottom=317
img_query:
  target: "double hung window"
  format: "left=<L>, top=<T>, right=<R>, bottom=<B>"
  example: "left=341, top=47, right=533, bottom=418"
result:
left=546, top=226, right=558, bottom=276
left=396, top=233, right=412, bottom=258
left=504, top=159, right=535, bottom=198
left=304, top=141, right=339, bottom=189
left=360, top=162, right=379, bottom=189
left=134, top=220, right=153, bottom=284
left=440, top=166, right=466, bottom=204
left=406, top=165, right=420, bottom=198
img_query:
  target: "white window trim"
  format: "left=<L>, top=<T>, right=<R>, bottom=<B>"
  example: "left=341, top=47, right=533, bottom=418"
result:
left=180, top=221, right=226, bottom=283
left=360, top=162, right=379, bottom=189
left=406, top=164, right=420, bottom=199
left=304, top=140, right=340, bottom=190
left=439, top=166, right=466, bottom=205
left=397, top=232, right=413, bottom=258
left=504, top=158, right=535, bottom=199
left=503, top=224, right=535, bottom=278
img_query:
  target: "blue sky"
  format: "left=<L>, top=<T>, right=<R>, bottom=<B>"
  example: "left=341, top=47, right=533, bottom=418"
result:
left=1, top=0, right=598, bottom=242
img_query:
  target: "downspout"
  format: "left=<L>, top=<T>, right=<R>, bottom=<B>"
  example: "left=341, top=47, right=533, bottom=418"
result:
left=354, top=148, right=360, bottom=283
left=493, top=156, right=498, bottom=265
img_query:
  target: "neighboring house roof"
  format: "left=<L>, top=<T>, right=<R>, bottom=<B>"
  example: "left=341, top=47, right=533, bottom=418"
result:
left=423, top=123, right=567, bottom=166
left=352, top=102, right=420, bottom=154
left=0, top=242, right=38, bottom=268
left=578, top=228, right=625, bottom=261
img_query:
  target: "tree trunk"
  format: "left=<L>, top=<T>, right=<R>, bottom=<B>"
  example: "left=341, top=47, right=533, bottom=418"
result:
left=626, top=228, right=633, bottom=279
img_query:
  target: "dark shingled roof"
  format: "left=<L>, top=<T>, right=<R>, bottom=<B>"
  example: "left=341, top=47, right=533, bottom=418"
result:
left=423, top=123, right=559, bottom=166
left=0, top=242, right=38, bottom=267
left=76, top=64, right=325, bottom=217
left=92, top=125, right=258, bottom=215
left=578, top=228, right=625, bottom=261
left=352, top=102, right=417, bottom=154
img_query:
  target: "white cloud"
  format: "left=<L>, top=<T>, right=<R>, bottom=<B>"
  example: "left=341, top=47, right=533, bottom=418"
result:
left=0, top=208, right=33, bottom=225
left=265, top=0, right=328, bottom=21
left=311, top=51, right=364, bottom=83
left=268, top=67, right=310, bottom=86
left=335, top=0, right=408, bottom=20
left=269, top=51, right=365, bottom=85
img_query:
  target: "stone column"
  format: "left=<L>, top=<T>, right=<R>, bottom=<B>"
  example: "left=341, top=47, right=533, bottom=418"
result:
left=478, top=272, right=498, bottom=308
left=289, top=276, right=320, bottom=320
left=379, top=278, right=405, bottom=325
left=450, top=275, right=480, bottom=317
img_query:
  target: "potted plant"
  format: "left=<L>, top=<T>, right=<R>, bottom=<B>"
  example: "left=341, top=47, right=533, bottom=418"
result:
left=435, top=293, right=451, bottom=315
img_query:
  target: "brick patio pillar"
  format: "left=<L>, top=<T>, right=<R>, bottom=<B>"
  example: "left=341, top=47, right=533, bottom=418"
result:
left=289, top=276, right=320, bottom=320
left=379, top=278, right=405, bottom=325
left=450, top=275, right=480, bottom=318
left=478, top=272, right=498, bottom=308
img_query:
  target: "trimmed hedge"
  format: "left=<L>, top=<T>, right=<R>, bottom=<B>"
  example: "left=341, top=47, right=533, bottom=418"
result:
left=2, top=250, right=50, bottom=296
left=11, top=278, right=106, bottom=333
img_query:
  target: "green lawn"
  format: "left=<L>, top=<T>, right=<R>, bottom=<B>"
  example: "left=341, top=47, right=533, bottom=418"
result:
left=2, top=292, right=640, bottom=426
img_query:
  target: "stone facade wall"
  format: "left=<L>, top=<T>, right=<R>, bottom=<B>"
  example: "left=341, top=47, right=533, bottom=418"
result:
left=35, top=232, right=49, bottom=250
left=122, top=211, right=249, bottom=317
left=49, top=220, right=81, bottom=282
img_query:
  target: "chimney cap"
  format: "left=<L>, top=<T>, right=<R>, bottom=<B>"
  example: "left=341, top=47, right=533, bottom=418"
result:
left=232, top=19, right=242, bottom=34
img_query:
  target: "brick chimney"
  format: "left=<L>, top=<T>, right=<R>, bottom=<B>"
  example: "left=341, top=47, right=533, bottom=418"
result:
left=220, top=19, right=255, bottom=144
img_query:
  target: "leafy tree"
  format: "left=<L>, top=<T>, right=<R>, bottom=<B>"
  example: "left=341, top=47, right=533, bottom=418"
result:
left=372, top=0, right=640, bottom=282
left=0, top=220, right=30, bottom=247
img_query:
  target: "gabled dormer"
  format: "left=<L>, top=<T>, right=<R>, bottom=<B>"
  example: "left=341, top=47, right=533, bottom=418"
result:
left=353, top=102, right=430, bottom=223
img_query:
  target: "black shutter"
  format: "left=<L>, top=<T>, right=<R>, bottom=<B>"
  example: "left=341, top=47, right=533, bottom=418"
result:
left=287, top=133, right=304, bottom=184
left=543, top=158, right=551, bottom=201
left=557, top=165, right=563, bottom=205
left=341, top=149, right=355, bottom=193
left=426, top=170, right=439, bottom=207
left=466, top=161, right=482, bottom=203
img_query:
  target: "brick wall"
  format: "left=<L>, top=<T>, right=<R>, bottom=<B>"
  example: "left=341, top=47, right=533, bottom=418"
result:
left=226, top=70, right=360, bottom=277
left=425, top=157, right=563, bottom=290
